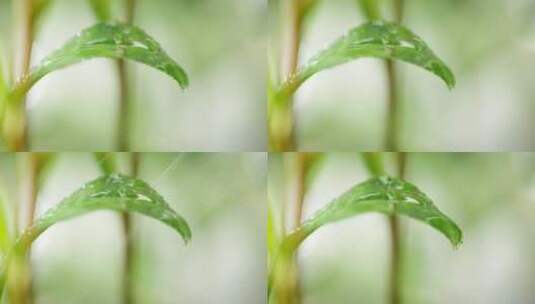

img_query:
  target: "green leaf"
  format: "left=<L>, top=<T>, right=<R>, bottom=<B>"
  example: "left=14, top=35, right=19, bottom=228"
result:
left=12, top=22, right=188, bottom=101
left=280, top=21, right=455, bottom=95
left=357, top=0, right=381, bottom=21
left=87, top=0, right=112, bottom=22
left=18, top=174, right=191, bottom=246
left=285, top=176, right=462, bottom=250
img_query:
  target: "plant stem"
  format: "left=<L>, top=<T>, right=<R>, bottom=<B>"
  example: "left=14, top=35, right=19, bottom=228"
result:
left=121, top=210, right=133, bottom=304
left=117, top=0, right=137, bottom=151
left=385, top=0, right=405, bottom=151
left=117, top=1, right=137, bottom=304
left=9, top=153, right=39, bottom=304
left=116, top=58, right=130, bottom=151
left=19, top=0, right=34, bottom=151
left=5, top=0, right=34, bottom=151
left=385, top=59, right=399, bottom=151
left=387, top=1, right=405, bottom=304
left=293, top=153, right=307, bottom=229
left=277, top=152, right=312, bottom=304
left=291, top=152, right=308, bottom=304
left=388, top=213, right=401, bottom=304
left=25, top=153, right=39, bottom=304
left=269, top=0, right=304, bottom=151
left=121, top=152, right=139, bottom=304
left=26, top=154, right=39, bottom=228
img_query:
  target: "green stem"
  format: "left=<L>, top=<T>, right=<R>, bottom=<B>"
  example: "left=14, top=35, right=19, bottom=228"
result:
left=269, top=0, right=305, bottom=151
left=387, top=1, right=405, bottom=304
left=4, top=0, right=34, bottom=151
left=117, top=1, right=137, bottom=304
left=116, top=58, right=130, bottom=151
left=385, top=59, right=399, bottom=151
left=388, top=213, right=401, bottom=304
left=19, top=0, right=34, bottom=151
left=122, top=152, right=139, bottom=304
left=117, top=0, right=137, bottom=151
left=294, top=153, right=307, bottom=229
left=9, top=153, right=39, bottom=304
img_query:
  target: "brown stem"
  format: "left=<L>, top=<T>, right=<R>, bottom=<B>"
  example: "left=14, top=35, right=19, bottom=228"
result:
left=393, top=0, right=405, bottom=24
left=270, top=0, right=305, bottom=151
left=388, top=214, right=401, bottom=304
left=117, top=0, right=137, bottom=151
left=26, top=154, right=39, bottom=227
left=25, top=153, right=39, bottom=304
left=387, top=2, right=405, bottom=304
left=118, top=1, right=137, bottom=304
left=121, top=210, right=133, bottom=304
left=19, top=0, right=34, bottom=151
left=293, top=153, right=307, bottom=229
left=385, top=59, right=399, bottom=151
left=6, top=0, right=34, bottom=151
left=116, top=58, right=130, bottom=151
left=286, top=1, right=302, bottom=78
left=384, top=0, right=405, bottom=151
left=10, top=153, right=40, bottom=304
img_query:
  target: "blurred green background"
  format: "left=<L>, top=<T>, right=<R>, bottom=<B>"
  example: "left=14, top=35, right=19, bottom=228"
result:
left=0, top=0, right=266, bottom=151
left=0, top=153, right=266, bottom=303
left=270, top=0, right=535, bottom=150
left=269, top=153, right=535, bottom=303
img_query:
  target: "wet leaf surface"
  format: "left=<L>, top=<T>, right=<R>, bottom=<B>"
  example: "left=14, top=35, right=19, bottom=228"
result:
left=20, top=174, right=191, bottom=245
left=18, top=22, right=188, bottom=96
left=285, top=176, right=462, bottom=249
left=281, top=21, right=455, bottom=94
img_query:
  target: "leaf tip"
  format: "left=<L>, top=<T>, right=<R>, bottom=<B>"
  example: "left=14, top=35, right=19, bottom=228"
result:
left=175, top=220, right=192, bottom=245
left=445, top=72, right=456, bottom=90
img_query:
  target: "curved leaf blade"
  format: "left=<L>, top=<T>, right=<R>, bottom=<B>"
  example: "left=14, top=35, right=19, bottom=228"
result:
left=18, top=22, right=188, bottom=97
left=20, top=174, right=191, bottom=245
left=282, top=21, right=455, bottom=94
left=287, top=176, right=462, bottom=249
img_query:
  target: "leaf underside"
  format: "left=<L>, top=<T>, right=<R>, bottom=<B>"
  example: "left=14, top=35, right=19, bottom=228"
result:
left=288, top=176, right=462, bottom=248
left=284, top=21, right=455, bottom=93
left=20, top=174, right=191, bottom=245
left=25, top=22, right=188, bottom=92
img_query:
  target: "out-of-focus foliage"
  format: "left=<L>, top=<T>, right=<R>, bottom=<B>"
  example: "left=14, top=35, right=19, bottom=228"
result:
left=0, top=196, right=9, bottom=256
left=94, top=152, right=116, bottom=175
left=357, top=0, right=381, bottom=20
left=31, top=0, right=55, bottom=35
left=87, top=0, right=112, bottom=22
